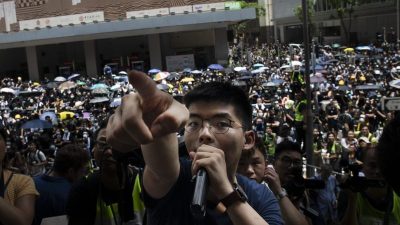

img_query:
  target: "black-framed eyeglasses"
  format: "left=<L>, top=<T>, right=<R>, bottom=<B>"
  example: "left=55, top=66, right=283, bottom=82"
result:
left=278, top=156, right=302, bottom=168
left=185, top=116, right=242, bottom=134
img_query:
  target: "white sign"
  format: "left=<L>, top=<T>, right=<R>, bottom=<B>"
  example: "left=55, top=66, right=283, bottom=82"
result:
left=127, top=8, right=169, bottom=18
left=382, top=97, right=400, bottom=111
left=193, top=2, right=226, bottom=12
left=169, top=5, right=193, bottom=14
left=19, top=11, right=104, bottom=30
left=166, top=54, right=195, bottom=72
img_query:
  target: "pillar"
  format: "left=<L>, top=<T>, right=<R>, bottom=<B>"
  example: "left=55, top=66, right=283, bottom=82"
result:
left=214, top=27, right=229, bottom=65
left=84, top=40, right=98, bottom=77
left=148, top=34, right=162, bottom=69
left=25, top=46, right=40, bottom=81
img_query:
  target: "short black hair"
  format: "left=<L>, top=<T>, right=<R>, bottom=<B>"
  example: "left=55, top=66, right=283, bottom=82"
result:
left=377, top=118, right=400, bottom=194
left=53, top=144, right=89, bottom=174
left=183, top=82, right=252, bottom=131
left=274, top=140, right=302, bottom=159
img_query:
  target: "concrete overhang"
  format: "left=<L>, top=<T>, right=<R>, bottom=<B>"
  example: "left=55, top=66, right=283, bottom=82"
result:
left=0, top=8, right=256, bottom=49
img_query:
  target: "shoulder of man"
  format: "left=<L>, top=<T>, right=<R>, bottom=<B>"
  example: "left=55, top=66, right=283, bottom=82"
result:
left=237, top=174, right=283, bottom=225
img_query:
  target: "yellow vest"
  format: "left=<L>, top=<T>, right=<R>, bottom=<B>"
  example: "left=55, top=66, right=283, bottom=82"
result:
left=357, top=191, right=400, bottom=225
left=295, top=100, right=307, bottom=122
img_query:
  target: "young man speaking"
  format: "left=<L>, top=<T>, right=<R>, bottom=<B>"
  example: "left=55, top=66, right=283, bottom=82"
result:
left=106, top=71, right=283, bottom=225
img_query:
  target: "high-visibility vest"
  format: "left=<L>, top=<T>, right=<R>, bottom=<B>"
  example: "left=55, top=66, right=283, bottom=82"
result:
left=295, top=100, right=307, bottom=122
left=94, top=175, right=145, bottom=225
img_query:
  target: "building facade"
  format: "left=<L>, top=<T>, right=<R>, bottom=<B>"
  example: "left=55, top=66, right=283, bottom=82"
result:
left=272, top=0, right=398, bottom=45
left=0, top=0, right=256, bottom=81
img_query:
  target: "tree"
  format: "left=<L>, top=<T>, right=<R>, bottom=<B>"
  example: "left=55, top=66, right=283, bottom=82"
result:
left=328, top=0, right=367, bottom=45
left=294, top=0, right=316, bottom=38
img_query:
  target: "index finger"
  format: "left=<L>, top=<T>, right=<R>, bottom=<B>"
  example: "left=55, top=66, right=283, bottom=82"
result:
left=128, top=70, right=157, bottom=101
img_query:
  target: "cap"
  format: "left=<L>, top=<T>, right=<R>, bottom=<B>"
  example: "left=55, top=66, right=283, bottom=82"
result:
left=358, top=136, right=370, bottom=144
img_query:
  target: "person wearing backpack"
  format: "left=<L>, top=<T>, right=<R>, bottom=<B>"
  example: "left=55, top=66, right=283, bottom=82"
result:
left=26, top=142, right=47, bottom=176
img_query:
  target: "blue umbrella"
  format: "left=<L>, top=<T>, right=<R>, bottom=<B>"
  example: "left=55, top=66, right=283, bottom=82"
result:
left=39, top=111, right=57, bottom=123
left=21, top=119, right=53, bottom=129
left=90, top=83, right=109, bottom=90
left=271, top=79, right=284, bottom=84
left=148, top=69, right=160, bottom=74
left=183, top=68, right=192, bottom=73
left=356, top=46, right=371, bottom=51
left=208, top=64, right=224, bottom=71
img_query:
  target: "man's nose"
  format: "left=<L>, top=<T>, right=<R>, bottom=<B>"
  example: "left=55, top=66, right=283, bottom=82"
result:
left=198, top=123, right=213, bottom=144
left=246, top=165, right=255, bottom=177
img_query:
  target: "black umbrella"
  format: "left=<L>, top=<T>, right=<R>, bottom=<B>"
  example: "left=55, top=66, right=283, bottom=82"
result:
left=238, top=76, right=252, bottom=80
left=355, top=84, right=382, bottom=91
left=156, top=84, right=170, bottom=91
left=45, top=82, right=58, bottom=89
left=336, top=86, right=351, bottom=91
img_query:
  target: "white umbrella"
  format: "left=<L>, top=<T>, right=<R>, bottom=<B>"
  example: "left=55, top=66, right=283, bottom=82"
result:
left=291, top=61, right=302, bottom=67
left=234, top=67, right=247, bottom=72
left=251, top=69, right=265, bottom=74
left=54, top=76, right=67, bottom=82
left=89, top=97, right=109, bottom=104
left=110, top=98, right=122, bottom=107
left=191, top=70, right=202, bottom=75
left=0, top=87, right=16, bottom=95
left=279, top=65, right=291, bottom=70
left=110, top=83, right=121, bottom=91
left=68, top=74, right=80, bottom=80
left=389, top=79, right=400, bottom=89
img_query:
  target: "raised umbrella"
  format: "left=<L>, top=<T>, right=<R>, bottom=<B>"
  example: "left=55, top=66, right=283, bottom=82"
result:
left=21, top=119, right=53, bottom=129
left=68, top=73, right=80, bottom=80
left=207, top=64, right=224, bottom=71
left=389, top=79, right=400, bottom=89
left=54, top=76, right=67, bottom=82
left=181, top=77, right=195, bottom=83
left=58, top=81, right=77, bottom=92
left=0, top=87, right=16, bottom=95
left=89, top=97, right=109, bottom=104
left=148, top=68, right=160, bottom=74
left=153, top=72, right=170, bottom=81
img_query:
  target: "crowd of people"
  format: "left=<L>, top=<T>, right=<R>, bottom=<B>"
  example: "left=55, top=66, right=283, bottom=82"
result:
left=0, top=41, right=399, bottom=225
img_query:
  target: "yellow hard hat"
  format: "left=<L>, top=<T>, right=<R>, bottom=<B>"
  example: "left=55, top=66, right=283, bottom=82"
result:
left=15, top=114, right=21, bottom=119
left=339, top=80, right=345, bottom=86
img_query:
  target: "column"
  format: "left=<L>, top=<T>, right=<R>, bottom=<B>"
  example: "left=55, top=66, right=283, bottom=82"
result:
left=148, top=34, right=162, bottom=69
left=84, top=40, right=98, bottom=77
left=279, top=25, right=285, bottom=43
left=214, top=27, right=228, bottom=65
left=25, top=46, right=40, bottom=81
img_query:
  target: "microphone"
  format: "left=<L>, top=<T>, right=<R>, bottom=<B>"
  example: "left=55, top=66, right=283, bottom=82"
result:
left=191, top=168, right=209, bottom=219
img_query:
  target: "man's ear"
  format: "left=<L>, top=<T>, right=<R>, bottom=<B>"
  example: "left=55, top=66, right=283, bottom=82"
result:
left=244, top=130, right=255, bottom=150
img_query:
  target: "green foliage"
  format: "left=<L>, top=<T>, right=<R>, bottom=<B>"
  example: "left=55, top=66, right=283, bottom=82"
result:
left=230, top=1, right=266, bottom=36
left=294, top=0, right=315, bottom=23
left=237, top=1, right=266, bottom=17
left=327, top=0, right=368, bottom=44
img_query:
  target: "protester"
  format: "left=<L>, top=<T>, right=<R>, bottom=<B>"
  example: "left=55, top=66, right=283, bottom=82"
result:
left=264, top=140, right=312, bottom=225
left=106, top=71, right=283, bottom=225
left=237, top=137, right=268, bottom=184
left=66, top=119, right=145, bottom=225
left=0, top=128, right=39, bottom=225
left=341, top=147, right=400, bottom=225
left=33, top=143, right=89, bottom=225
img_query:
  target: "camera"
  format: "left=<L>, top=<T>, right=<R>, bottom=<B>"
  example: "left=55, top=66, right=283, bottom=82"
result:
left=339, top=163, right=386, bottom=192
